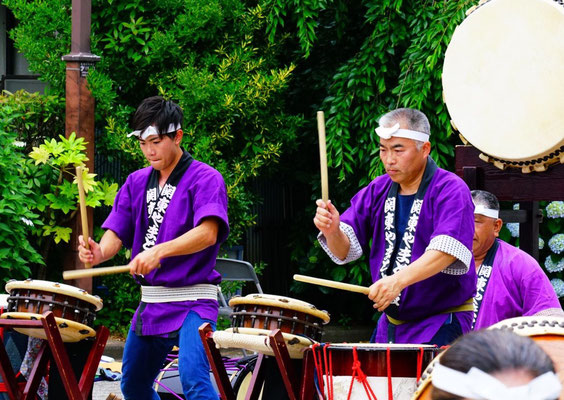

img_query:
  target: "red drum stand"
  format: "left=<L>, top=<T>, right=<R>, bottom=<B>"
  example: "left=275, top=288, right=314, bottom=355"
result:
left=0, top=311, right=108, bottom=400
left=199, top=323, right=301, bottom=400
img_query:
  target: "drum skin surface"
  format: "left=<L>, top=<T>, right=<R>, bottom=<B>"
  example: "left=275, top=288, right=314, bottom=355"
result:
left=443, top=0, right=564, bottom=171
left=229, top=293, right=329, bottom=342
left=1, top=279, right=102, bottom=342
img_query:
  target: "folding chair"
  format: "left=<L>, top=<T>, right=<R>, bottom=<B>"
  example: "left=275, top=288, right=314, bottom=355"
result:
left=215, top=258, right=263, bottom=318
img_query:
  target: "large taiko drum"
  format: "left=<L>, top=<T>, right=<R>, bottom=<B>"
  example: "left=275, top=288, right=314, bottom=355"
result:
left=411, top=316, right=564, bottom=400
left=443, top=0, right=564, bottom=173
left=229, top=293, right=330, bottom=342
left=302, top=343, right=438, bottom=400
left=0, top=279, right=103, bottom=342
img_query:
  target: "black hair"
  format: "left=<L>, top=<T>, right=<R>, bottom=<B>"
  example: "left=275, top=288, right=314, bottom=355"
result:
left=431, top=330, right=556, bottom=400
left=131, top=96, right=183, bottom=140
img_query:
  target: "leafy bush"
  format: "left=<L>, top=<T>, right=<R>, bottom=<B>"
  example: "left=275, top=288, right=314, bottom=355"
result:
left=0, top=114, right=43, bottom=282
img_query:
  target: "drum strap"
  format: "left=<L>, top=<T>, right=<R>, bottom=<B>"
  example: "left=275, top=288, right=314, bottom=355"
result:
left=385, top=298, right=474, bottom=326
left=140, top=284, right=217, bottom=303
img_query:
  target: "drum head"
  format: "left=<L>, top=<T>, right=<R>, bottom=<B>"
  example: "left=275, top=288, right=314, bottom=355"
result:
left=443, top=0, right=564, bottom=170
left=5, top=279, right=103, bottom=311
left=0, top=312, right=96, bottom=342
left=229, top=293, right=330, bottom=323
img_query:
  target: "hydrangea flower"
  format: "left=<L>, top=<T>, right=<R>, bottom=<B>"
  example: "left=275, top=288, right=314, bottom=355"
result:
left=545, top=256, right=564, bottom=273
left=550, top=278, right=564, bottom=298
left=546, top=201, right=564, bottom=219
left=548, top=234, right=564, bottom=254
left=539, top=237, right=545, bottom=250
left=506, top=223, right=519, bottom=238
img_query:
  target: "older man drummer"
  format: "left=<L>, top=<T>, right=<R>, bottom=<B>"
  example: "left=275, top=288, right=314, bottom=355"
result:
left=314, top=108, right=476, bottom=346
left=471, top=190, right=562, bottom=330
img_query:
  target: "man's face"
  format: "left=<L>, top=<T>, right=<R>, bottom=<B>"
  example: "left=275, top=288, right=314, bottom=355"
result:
left=139, top=131, right=181, bottom=171
left=473, top=214, right=501, bottom=257
left=379, top=137, right=429, bottom=186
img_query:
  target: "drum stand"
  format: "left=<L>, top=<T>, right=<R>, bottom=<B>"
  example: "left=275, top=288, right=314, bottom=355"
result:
left=199, top=323, right=301, bottom=400
left=0, top=311, right=109, bottom=400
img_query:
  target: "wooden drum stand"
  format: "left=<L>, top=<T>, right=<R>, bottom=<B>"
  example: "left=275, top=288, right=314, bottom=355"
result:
left=0, top=311, right=109, bottom=400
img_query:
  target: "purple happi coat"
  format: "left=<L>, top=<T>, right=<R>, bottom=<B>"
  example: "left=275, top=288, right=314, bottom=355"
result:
left=102, top=160, right=229, bottom=336
left=340, top=160, right=476, bottom=343
left=473, top=239, right=561, bottom=331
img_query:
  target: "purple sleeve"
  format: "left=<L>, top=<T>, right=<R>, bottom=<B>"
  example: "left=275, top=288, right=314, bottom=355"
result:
left=426, top=175, right=474, bottom=269
left=101, top=176, right=135, bottom=248
left=340, top=184, right=379, bottom=253
left=515, top=253, right=562, bottom=316
left=192, top=170, right=229, bottom=244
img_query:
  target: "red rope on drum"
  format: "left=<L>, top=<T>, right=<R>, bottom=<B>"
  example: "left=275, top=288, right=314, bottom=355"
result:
left=347, top=347, right=378, bottom=400
left=323, top=344, right=334, bottom=400
left=416, top=347, right=424, bottom=384
left=387, top=347, right=392, bottom=400
left=312, top=343, right=325, bottom=398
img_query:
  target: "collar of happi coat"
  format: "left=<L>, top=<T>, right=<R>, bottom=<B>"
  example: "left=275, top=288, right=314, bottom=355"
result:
left=142, top=149, right=194, bottom=253
left=379, top=156, right=438, bottom=307
left=472, top=238, right=500, bottom=329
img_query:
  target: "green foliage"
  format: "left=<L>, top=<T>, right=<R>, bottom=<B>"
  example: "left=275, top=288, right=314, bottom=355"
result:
left=94, top=272, right=140, bottom=336
left=2, top=0, right=70, bottom=95
left=24, top=132, right=117, bottom=249
left=0, top=115, right=42, bottom=282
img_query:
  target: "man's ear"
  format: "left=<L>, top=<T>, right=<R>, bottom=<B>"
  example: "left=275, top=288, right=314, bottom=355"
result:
left=493, top=218, right=503, bottom=237
left=175, top=129, right=184, bottom=145
left=422, top=141, right=431, bottom=157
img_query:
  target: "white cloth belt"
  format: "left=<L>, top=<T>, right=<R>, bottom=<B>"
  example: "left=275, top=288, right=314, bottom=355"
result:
left=141, top=284, right=217, bottom=303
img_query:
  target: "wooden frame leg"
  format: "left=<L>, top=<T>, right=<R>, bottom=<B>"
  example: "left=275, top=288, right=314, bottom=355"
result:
left=300, top=349, right=316, bottom=400
left=199, top=323, right=236, bottom=400
left=269, top=329, right=298, bottom=400
left=22, top=341, right=49, bottom=400
left=244, top=353, right=266, bottom=400
left=78, top=325, right=109, bottom=399
left=0, top=332, right=22, bottom=400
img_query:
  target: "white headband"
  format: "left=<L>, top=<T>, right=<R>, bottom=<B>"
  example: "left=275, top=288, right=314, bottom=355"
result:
left=432, top=362, right=561, bottom=400
left=375, top=123, right=430, bottom=142
left=474, top=204, right=500, bottom=219
left=127, top=123, right=181, bottom=140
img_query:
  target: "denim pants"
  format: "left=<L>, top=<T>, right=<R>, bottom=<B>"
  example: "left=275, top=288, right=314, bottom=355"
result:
left=121, top=311, right=218, bottom=400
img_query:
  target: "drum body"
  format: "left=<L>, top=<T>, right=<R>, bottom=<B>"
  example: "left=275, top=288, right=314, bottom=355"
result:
left=229, top=294, right=330, bottom=342
left=303, top=343, right=438, bottom=400
left=1, top=279, right=103, bottom=342
left=443, top=0, right=564, bottom=172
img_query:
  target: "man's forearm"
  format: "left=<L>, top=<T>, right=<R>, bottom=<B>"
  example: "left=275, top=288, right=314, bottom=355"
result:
left=99, top=230, right=123, bottom=263
left=324, top=229, right=351, bottom=261
left=395, top=250, right=457, bottom=290
left=153, top=218, right=219, bottom=260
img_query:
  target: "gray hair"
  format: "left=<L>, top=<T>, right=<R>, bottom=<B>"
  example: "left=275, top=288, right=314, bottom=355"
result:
left=378, top=108, right=431, bottom=134
left=431, top=330, right=556, bottom=400
left=471, top=190, right=500, bottom=211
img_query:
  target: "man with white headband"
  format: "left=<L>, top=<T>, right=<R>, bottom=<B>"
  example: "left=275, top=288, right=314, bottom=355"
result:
left=430, top=329, right=561, bottom=400
left=78, top=96, right=229, bottom=399
left=471, top=190, right=560, bottom=330
left=314, top=108, right=476, bottom=345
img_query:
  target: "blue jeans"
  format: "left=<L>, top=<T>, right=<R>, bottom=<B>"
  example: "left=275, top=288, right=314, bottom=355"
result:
left=121, top=311, right=217, bottom=400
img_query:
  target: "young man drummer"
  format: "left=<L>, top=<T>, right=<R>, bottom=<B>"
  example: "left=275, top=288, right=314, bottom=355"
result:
left=471, top=190, right=561, bottom=330
left=78, top=96, right=229, bottom=399
left=314, top=108, right=476, bottom=346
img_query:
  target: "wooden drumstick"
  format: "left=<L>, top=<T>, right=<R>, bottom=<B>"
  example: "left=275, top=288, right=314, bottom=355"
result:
left=317, top=111, right=329, bottom=203
left=75, top=166, right=91, bottom=268
left=293, top=274, right=369, bottom=295
left=63, top=265, right=131, bottom=280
